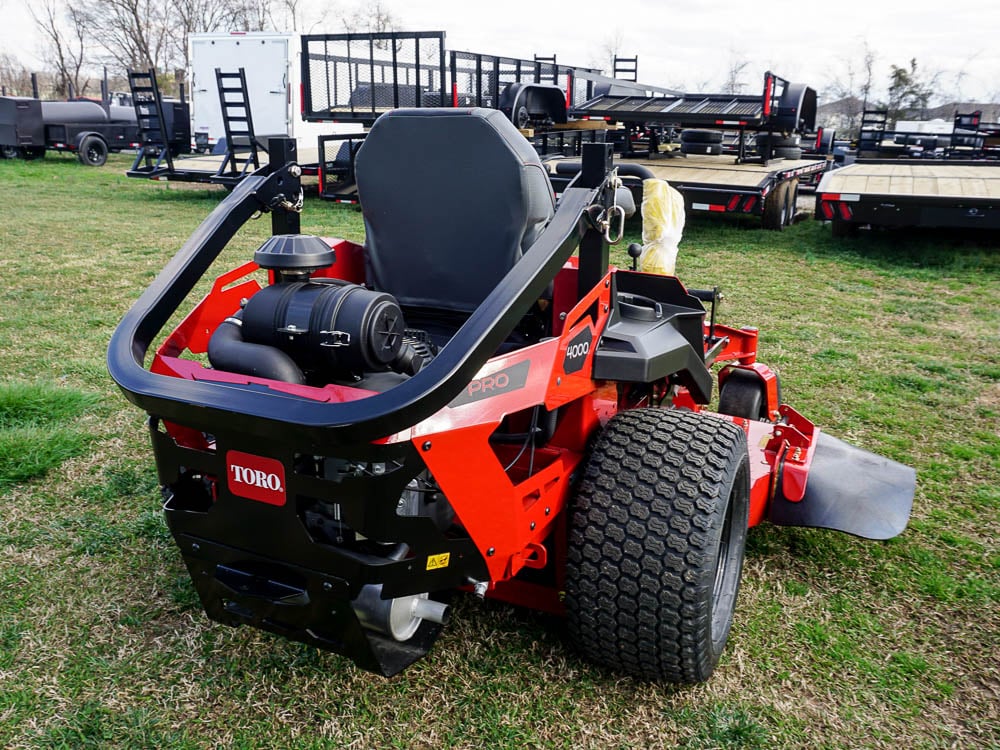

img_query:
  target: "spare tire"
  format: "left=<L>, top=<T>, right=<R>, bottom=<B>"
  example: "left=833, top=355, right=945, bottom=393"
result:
left=756, top=133, right=801, bottom=155
left=681, top=129, right=723, bottom=144
left=681, top=142, right=723, bottom=155
left=773, top=146, right=802, bottom=159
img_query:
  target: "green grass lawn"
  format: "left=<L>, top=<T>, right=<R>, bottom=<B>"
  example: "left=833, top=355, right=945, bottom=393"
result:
left=1, top=152, right=998, bottom=749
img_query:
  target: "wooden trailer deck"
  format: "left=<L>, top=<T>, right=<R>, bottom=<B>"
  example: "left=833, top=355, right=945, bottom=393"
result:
left=817, top=161, right=1000, bottom=199
left=628, top=153, right=826, bottom=189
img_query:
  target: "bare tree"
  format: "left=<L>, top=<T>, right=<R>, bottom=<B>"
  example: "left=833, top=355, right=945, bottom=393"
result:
left=595, top=28, right=625, bottom=75
left=169, top=0, right=242, bottom=71
left=0, top=53, right=35, bottom=96
left=341, top=0, right=400, bottom=34
left=823, top=40, right=878, bottom=137
left=228, top=0, right=276, bottom=31
left=30, top=0, right=92, bottom=98
left=722, top=52, right=750, bottom=95
left=81, top=0, right=177, bottom=75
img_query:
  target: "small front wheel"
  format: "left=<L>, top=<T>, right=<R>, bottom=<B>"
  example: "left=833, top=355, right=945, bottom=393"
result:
left=565, top=408, right=750, bottom=682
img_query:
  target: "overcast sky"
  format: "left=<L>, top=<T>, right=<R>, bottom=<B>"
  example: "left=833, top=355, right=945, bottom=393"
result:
left=3, top=0, right=998, bottom=102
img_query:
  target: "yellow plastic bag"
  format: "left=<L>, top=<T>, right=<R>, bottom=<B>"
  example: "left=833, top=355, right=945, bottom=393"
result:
left=639, top=178, right=685, bottom=276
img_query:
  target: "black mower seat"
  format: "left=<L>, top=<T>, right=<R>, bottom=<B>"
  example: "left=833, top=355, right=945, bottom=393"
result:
left=355, top=107, right=556, bottom=314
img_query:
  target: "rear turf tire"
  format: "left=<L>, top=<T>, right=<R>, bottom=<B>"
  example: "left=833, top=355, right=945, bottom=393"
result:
left=565, top=408, right=750, bottom=683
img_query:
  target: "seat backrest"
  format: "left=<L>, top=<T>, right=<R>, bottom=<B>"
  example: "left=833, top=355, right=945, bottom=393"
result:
left=354, top=107, right=555, bottom=313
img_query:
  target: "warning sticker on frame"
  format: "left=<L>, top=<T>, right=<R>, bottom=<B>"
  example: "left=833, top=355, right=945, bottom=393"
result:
left=426, top=553, right=450, bottom=571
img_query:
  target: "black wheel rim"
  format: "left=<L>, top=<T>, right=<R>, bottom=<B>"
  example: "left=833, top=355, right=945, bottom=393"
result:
left=710, top=479, right=740, bottom=647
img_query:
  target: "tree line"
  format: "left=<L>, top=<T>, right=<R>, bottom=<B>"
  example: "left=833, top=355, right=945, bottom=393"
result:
left=0, top=0, right=398, bottom=98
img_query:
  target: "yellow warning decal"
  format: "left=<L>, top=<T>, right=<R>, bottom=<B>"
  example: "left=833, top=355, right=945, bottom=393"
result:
left=426, top=553, right=450, bottom=571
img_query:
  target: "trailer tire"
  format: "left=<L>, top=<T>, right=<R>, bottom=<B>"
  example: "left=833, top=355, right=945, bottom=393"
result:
left=761, top=181, right=789, bottom=230
left=78, top=136, right=108, bottom=167
left=785, top=178, right=799, bottom=224
left=756, top=133, right=800, bottom=149
left=565, top=408, right=750, bottom=683
left=680, top=129, right=723, bottom=144
left=680, top=142, right=723, bottom=155
left=1, top=145, right=20, bottom=159
left=773, top=146, right=802, bottom=159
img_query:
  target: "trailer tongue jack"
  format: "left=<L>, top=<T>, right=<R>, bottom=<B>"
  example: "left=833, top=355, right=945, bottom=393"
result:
left=109, top=110, right=914, bottom=681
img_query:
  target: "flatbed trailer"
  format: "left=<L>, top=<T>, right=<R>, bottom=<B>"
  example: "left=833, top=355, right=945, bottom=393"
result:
left=546, top=152, right=826, bottom=229
left=566, top=71, right=824, bottom=228
left=815, top=159, right=1000, bottom=235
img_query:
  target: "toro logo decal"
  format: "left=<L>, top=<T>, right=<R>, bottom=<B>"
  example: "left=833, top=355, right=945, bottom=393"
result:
left=449, top=361, right=530, bottom=407
left=226, top=450, right=287, bottom=506
left=562, top=326, right=594, bottom=374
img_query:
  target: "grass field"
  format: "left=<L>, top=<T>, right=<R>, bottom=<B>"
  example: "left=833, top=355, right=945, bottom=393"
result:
left=1, top=152, right=998, bottom=749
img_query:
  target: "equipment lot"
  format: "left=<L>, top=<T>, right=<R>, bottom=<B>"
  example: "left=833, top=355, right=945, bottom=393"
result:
left=0, top=153, right=997, bottom=748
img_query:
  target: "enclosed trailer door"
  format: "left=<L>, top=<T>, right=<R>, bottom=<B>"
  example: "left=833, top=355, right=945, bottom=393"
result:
left=190, top=35, right=291, bottom=145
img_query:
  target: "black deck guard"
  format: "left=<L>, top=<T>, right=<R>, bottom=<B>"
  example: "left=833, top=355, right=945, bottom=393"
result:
left=769, top=432, right=916, bottom=540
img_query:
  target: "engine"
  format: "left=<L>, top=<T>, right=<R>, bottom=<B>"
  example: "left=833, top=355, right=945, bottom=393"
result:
left=207, top=235, right=428, bottom=386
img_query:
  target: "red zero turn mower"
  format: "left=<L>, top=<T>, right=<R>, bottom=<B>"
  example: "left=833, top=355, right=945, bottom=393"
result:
left=108, top=109, right=915, bottom=682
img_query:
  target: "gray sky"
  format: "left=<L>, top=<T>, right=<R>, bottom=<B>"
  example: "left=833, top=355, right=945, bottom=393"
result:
left=3, top=0, right=998, bottom=102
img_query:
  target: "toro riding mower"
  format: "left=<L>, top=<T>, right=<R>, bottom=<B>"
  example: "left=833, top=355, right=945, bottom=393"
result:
left=108, top=109, right=915, bottom=682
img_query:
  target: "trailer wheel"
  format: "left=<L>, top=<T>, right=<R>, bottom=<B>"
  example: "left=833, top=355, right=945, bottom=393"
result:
left=78, top=136, right=108, bottom=167
left=761, top=181, right=789, bottom=230
left=1, top=145, right=20, bottom=159
left=565, top=408, right=750, bottom=683
left=784, top=178, right=799, bottom=225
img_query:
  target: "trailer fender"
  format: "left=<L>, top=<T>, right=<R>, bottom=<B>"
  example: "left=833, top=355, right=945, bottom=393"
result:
left=72, top=130, right=104, bottom=151
left=774, top=82, right=817, bottom=133
left=769, top=432, right=915, bottom=540
left=499, top=83, right=568, bottom=127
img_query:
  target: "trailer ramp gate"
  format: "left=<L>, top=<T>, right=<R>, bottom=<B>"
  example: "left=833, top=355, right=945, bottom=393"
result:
left=301, top=32, right=448, bottom=124
left=571, top=72, right=816, bottom=133
left=128, top=69, right=176, bottom=176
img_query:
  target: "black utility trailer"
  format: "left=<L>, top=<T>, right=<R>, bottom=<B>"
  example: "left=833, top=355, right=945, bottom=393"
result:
left=562, top=72, right=826, bottom=229
left=0, top=95, right=140, bottom=166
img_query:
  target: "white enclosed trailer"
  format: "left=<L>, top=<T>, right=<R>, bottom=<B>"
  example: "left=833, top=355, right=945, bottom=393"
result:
left=189, top=31, right=359, bottom=153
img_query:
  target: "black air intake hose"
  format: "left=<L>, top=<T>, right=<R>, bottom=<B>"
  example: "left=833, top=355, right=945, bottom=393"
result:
left=207, top=312, right=307, bottom=384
